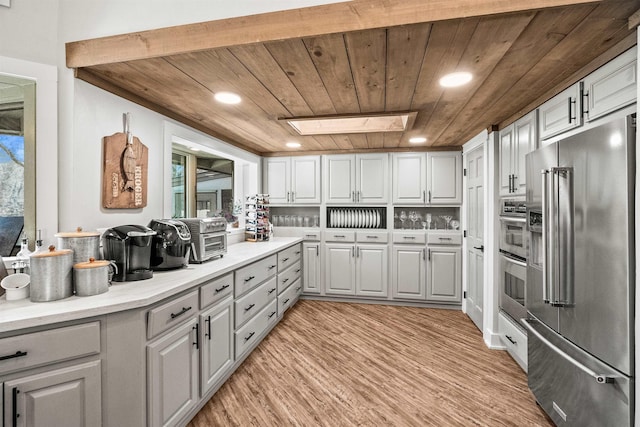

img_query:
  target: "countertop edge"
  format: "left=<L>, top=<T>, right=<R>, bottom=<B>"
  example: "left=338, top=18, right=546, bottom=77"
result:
left=0, top=237, right=302, bottom=334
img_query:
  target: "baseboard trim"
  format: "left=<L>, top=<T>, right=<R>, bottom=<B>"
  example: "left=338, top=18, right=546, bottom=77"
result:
left=300, top=294, right=461, bottom=310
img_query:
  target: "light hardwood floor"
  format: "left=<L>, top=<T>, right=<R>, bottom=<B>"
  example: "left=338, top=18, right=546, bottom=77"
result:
left=188, top=300, right=553, bottom=426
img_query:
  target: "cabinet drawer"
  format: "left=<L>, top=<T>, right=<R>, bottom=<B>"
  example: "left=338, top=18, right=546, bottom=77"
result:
left=498, top=312, right=527, bottom=370
left=427, top=232, right=462, bottom=245
left=392, top=232, right=426, bottom=244
left=356, top=231, right=389, bottom=243
left=234, top=276, right=277, bottom=328
left=278, top=278, right=302, bottom=315
left=0, top=321, right=100, bottom=375
left=303, top=230, right=321, bottom=241
left=278, top=244, right=302, bottom=271
left=324, top=231, right=355, bottom=242
left=277, top=261, right=302, bottom=294
left=200, top=272, right=234, bottom=309
left=235, top=254, right=277, bottom=297
left=147, top=290, right=199, bottom=339
left=235, top=300, right=278, bottom=359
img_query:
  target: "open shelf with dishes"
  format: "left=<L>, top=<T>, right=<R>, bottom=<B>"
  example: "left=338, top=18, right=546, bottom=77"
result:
left=326, top=207, right=386, bottom=229
left=270, top=206, right=320, bottom=228
left=393, top=206, right=460, bottom=230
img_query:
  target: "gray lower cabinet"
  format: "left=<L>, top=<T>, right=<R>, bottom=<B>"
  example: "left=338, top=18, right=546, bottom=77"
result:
left=200, top=296, right=234, bottom=396
left=147, top=317, right=199, bottom=427
left=426, top=246, right=462, bottom=303
left=302, top=242, right=321, bottom=294
left=325, top=243, right=356, bottom=296
left=3, top=360, right=102, bottom=427
left=391, top=245, right=426, bottom=300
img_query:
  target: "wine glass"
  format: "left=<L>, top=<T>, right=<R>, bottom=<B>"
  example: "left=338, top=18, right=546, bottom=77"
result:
left=399, top=211, right=407, bottom=229
left=425, top=213, right=432, bottom=230
left=443, top=215, right=453, bottom=229
left=409, top=211, right=418, bottom=230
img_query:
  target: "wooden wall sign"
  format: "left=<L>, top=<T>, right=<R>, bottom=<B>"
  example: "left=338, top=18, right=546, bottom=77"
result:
left=102, top=125, right=148, bottom=209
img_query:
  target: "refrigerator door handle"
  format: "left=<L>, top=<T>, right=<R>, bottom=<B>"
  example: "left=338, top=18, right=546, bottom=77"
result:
left=551, top=167, right=575, bottom=307
left=541, top=169, right=550, bottom=303
left=521, top=318, right=617, bottom=384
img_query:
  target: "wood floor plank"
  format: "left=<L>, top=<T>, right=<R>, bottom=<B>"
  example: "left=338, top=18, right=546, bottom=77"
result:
left=187, top=300, right=552, bottom=427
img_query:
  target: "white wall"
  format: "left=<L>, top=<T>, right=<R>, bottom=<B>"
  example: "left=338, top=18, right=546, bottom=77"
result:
left=47, top=0, right=343, bottom=237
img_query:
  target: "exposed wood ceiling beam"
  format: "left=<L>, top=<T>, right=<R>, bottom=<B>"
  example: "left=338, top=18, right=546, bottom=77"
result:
left=66, top=0, right=602, bottom=68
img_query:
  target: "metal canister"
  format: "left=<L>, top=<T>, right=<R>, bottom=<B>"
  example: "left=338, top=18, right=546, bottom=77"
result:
left=29, top=245, right=73, bottom=302
left=73, top=258, right=116, bottom=296
left=55, top=227, right=101, bottom=265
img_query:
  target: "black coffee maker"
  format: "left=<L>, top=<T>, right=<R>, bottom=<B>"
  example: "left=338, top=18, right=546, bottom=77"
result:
left=148, top=219, right=191, bottom=270
left=102, top=225, right=156, bottom=281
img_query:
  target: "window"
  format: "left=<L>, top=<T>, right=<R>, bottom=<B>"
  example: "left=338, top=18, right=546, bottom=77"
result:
left=171, top=146, right=235, bottom=222
left=0, top=75, right=35, bottom=256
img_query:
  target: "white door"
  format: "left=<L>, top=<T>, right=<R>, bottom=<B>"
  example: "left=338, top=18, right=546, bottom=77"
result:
left=355, top=244, right=388, bottom=297
left=324, top=155, right=355, bottom=204
left=426, top=152, right=462, bottom=204
left=391, top=245, right=426, bottom=299
left=465, top=145, right=484, bottom=330
left=264, top=157, right=290, bottom=204
left=325, top=243, right=355, bottom=295
left=302, top=242, right=321, bottom=294
left=291, top=156, right=321, bottom=203
left=356, top=153, right=388, bottom=203
left=392, top=153, right=426, bottom=204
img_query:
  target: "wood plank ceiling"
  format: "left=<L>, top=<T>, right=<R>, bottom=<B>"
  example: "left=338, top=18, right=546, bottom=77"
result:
left=69, top=0, right=639, bottom=156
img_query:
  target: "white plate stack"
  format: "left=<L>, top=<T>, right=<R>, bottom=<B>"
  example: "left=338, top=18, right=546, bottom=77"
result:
left=329, top=209, right=381, bottom=229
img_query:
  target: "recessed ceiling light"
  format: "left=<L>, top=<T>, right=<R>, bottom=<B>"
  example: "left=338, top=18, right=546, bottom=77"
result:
left=409, top=137, right=427, bottom=144
left=190, top=147, right=201, bottom=152
left=286, top=142, right=301, bottom=148
left=214, top=91, right=241, bottom=105
left=439, top=72, right=473, bottom=88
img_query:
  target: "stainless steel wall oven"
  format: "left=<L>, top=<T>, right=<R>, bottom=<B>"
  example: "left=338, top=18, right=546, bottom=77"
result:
left=499, top=198, right=527, bottom=321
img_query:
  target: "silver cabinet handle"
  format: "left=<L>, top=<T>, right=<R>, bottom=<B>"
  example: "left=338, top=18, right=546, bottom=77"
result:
left=423, top=190, right=426, bottom=203
left=356, top=246, right=360, bottom=257
left=366, top=235, right=379, bottom=239
left=291, top=191, right=295, bottom=202
left=567, top=97, right=577, bottom=124
left=428, top=249, right=431, bottom=261
left=438, top=237, right=452, bottom=241
left=351, top=246, right=355, bottom=257
left=521, top=318, right=616, bottom=384
left=428, top=190, right=432, bottom=203
left=403, top=236, right=416, bottom=240
left=286, top=191, right=290, bottom=202
left=352, top=191, right=355, bottom=202
left=422, top=249, right=425, bottom=260
left=357, top=191, right=360, bottom=203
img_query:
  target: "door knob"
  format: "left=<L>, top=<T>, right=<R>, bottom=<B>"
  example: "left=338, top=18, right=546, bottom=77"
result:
left=473, top=245, right=485, bottom=252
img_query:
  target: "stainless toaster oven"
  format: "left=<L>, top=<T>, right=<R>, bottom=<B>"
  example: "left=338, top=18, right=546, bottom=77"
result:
left=177, top=217, right=227, bottom=263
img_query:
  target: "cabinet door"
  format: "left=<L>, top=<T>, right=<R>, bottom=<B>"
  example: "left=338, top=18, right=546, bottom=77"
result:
left=291, top=156, right=321, bottom=204
left=538, top=83, right=582, bottom=140
left=356, top=244, right=388, bottom=297
left=324, top=243, right=355, bottom=295
left=356, top=153, right=388, bottom=203
left=513, top=110, right=537, bottom=196
left=303, top=242, right=321, bottom=294
left=426, top=152, right=462, bottom=204
left=583, top=48, right=637, bottom=123
left=392, top=153, right=426, bottom=204
left=324, top=155, right=355, bottom=204
left=498, top=125, right=514, bottom=197
left=200, top=297, right=234, bottom=397
left=391, top=245, right=426, bottom=300
left=4, top=360, right=101, bottom=427
left=264, top=157, right=290, bottom=204
left=426, top=246, right=461, bottom=303
left=147, top=318, right=199, bottom=427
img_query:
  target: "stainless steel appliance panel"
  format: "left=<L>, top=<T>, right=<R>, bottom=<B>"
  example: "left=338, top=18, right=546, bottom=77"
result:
left=499, top=252, right=527, bottom=321
left=499, top=217, right=527, bottom=259
left=525, top=143, right=559, bottom=332
left=524, top=317, right=632, bottom=426
left=557, top=115, right=635, bottom=376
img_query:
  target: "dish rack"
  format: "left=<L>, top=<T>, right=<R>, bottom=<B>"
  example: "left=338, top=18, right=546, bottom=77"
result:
left=245, top=194, right=270, bottom=241
left=327, top=207, right=386, bottom=229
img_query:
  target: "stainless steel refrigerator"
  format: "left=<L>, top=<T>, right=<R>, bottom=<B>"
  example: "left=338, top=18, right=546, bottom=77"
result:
left=523, top=114, right=635, bottom=426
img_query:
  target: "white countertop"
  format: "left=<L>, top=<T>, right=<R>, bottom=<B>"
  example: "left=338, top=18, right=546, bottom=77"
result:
left=0, top=237, right=302, bottom=334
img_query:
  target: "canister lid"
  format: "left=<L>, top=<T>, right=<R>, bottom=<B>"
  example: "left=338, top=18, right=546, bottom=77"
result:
left=74, top=257, right=110, bottom=269
left=55, top=227, right=100, bottom=238
left=30, top=245, right=73, bottom=258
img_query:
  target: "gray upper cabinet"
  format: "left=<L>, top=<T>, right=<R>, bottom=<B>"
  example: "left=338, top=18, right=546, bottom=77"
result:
left=426, top=152, right=462, bottom=204
left=499, top=110, right=537, bottom=197
left=264, top=156, right=321, bottom=204
left=583, top=48, right=637, bottom=123
left=538, top=83, right=582, bottom=141
left=392, top=153, right=427, bottom=204
left=324, top=153, right=389, bottom=204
